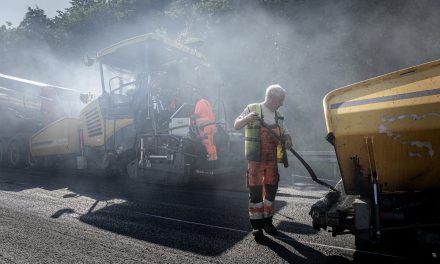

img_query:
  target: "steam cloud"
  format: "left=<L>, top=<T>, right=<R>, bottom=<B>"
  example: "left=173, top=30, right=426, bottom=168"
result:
left=2, top=0, right=440, bottom=149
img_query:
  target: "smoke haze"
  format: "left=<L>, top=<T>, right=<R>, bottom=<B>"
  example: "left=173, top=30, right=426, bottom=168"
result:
left=2, top=0, right=440, bottom=149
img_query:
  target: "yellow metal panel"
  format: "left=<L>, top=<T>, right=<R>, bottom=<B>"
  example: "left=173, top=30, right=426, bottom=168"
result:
left=335, top=132, right=440, bottom=194
left=79, top=99, right=134, bottom=147
left=31, top=118, right=80, bottom=156
left=104, top=119, right=134, bottom=140
left=79, top=99, right=105, bottom=147
left=324, top=59, right=440, bottom=194
left=324, top=60, right=440, bottom=132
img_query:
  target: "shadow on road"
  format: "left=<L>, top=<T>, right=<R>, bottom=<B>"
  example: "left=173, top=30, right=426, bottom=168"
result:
left=262, top=231, right=351, bottom=263
left=276, top=220, right=318, bottom=235
left=76, top=177, right=290, bottom=256
left=79, top=200, right=250, bottom=256
left=0, top=168, right=296, bottom=256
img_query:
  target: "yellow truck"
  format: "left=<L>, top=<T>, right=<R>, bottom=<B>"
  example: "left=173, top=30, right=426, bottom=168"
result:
left=0, top=73, right=81, bottom=168
left=28, top=33, right=245, bottom=184
left=311, top=59, right=440, bottom=256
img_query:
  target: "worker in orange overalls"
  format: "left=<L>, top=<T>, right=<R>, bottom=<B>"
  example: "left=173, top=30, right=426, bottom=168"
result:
left=193, top=92, right=217, bottom=161
left=234, top=84, right=292, bottom=241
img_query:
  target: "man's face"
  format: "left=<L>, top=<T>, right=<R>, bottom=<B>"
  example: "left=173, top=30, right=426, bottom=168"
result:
left=272, top=94, right=285, bottom=109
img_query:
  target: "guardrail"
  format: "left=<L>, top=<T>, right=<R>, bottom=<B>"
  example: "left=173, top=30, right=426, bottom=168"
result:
left=284, top=150, right=340, bottom=184
left=294, top=151, right=337, bottom=162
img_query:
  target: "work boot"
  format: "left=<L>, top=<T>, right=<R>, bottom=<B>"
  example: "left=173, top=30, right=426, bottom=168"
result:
left=263, top=223, right=278, bottom=235
left=252, top=229, right=264, bottom=241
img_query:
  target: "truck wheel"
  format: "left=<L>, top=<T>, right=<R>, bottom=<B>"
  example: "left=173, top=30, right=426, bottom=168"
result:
left=27, top=153, right=43, bottom=168
left=0, top=140, right=6, bottom=167
left=7, top=139, right=26, bottom=169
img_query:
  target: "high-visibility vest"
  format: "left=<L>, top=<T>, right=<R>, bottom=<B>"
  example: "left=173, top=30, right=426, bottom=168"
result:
left=244, top=103, right=286, bottom=162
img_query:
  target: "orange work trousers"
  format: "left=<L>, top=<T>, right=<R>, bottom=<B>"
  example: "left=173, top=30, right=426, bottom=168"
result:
left=200, top=124, right=217, bottom=161
left=247, top=125, right=280, bottom=230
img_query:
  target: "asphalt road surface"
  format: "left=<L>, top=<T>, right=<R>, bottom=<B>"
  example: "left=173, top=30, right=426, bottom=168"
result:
left=0, top=168, right=411, bottom=263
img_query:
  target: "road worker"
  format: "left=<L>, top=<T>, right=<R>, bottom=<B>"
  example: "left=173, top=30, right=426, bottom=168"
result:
left=234, top=84, right=292, bottom=240
left=193, top=92, right=218, bottom=161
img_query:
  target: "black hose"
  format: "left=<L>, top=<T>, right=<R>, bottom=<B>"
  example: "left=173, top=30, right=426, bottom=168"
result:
left=258, top=118, right=339, bottom=193
left=288, top=147, right=339, bottom=193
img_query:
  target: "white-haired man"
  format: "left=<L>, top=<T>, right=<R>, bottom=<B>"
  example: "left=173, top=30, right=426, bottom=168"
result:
left=234, top=84, right=292, bottom=240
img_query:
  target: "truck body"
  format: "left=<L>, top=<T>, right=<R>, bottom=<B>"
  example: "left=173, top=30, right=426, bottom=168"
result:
left=0, top=73, right=78, bottom=168
left=311, top=59, right=440, bottom=256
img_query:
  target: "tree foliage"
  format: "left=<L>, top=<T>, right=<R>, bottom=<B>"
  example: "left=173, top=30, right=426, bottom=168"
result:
left=0, top=0, right=287, bottom=64
left=18, top=7, right=53, bottom=42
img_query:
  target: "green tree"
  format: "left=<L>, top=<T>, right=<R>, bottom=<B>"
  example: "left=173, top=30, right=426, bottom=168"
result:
left=18, top=6, right=53, bottom=43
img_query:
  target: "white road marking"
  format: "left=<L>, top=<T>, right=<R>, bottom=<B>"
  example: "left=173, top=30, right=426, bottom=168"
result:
left=127, top=211, right=406, bottom=260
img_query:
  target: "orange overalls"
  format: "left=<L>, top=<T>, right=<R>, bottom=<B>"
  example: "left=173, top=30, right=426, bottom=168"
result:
left=194, top=99, right=217, bottom=161
left=247, top=124, right=280, bottom=230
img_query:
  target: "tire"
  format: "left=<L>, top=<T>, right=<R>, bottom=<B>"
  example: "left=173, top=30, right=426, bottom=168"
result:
left=0, top=139, right=6, bottom=168
left=7, top=139, right=27, bottom=169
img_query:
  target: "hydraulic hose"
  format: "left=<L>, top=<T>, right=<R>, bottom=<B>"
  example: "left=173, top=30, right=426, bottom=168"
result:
left=288, top=146, right=339, bottom=193
left=258, top=118, right=340, bottom=193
